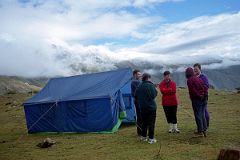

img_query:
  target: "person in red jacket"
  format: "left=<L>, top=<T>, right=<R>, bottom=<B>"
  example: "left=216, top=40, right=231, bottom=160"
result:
left=185, top=67, right=207, bottom=137
left=159, top=71, right=180, bottom=133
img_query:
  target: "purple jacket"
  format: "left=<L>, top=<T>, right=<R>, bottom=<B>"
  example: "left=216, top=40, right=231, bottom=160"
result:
left=199, top=73, right=209, bottom=92
left=186, top=68, right=207, bottom=100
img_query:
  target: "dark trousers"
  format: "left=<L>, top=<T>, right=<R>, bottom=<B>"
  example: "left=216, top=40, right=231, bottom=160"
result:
left=205, top=106, right=210, bottom=127
left=205, top=96, right=210, bottom=127
left=163, top=106, right=177, bottom=124
left=192, top=98, right=207, bottom=132
left=134, top=100, right=142, bottom=136
left=141, top=110, right=156, bottom=139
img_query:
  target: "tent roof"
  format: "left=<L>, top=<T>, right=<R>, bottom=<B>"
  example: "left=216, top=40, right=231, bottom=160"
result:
left=24, top=68, right=132, bottom=105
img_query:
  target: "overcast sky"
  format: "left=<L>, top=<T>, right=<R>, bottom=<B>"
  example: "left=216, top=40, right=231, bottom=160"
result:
left=0, top=0, right=240, bottom=77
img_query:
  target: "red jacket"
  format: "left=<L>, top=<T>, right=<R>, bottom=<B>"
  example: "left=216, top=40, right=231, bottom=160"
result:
left=186, top=67, right=207, bottom=100
left=159, top=80, right=178, bottom=106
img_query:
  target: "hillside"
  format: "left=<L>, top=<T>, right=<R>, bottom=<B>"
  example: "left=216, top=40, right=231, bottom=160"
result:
left=0, top=89, right=239, bottom=160
left=116, top=63, right=240, bottom=90
left=0, top=76, right=48, bottom=95
left=0, top=65, right=240, bottom=95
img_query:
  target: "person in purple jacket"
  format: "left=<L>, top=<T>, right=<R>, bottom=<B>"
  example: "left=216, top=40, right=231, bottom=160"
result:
left=193, top=63, right=210, bottom=128
left=185, top=67, right=208, bottom=137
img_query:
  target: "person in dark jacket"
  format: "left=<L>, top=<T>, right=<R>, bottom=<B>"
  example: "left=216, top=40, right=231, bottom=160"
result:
left=185, top=67, right=208, bottom=137
left=159, top=71, right=180, bottom=133
left=193, top=63, right=210, bottom=128
left=136, top=73, right=158, bottom=144
left=131, top=69, right=142, bottom=136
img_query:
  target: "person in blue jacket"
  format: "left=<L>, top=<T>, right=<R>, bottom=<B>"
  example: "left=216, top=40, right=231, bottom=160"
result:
left=136, top=73, right=158, bottom=144
left=131, top=69, right=142, bottom=136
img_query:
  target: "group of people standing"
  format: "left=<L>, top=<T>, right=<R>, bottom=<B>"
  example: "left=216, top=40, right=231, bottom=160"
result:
left=131, top=63, right=209, bottom=144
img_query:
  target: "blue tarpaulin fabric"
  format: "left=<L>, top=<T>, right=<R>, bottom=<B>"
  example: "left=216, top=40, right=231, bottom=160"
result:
left=23, top=68, right=135, bottom=133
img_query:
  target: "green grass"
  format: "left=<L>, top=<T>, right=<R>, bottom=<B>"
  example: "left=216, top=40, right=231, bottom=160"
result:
left=0, top=89, right=239, bottom=160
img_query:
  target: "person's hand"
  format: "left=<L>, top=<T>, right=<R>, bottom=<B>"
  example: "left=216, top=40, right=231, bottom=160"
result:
left=199, top=96, right=204, bottom=101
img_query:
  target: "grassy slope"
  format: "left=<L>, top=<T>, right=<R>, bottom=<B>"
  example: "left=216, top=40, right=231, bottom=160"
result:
left=0, top=89, right=239, bottom=160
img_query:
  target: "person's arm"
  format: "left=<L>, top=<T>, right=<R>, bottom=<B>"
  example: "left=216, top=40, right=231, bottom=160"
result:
left=159, top=82, right=173, bottom=95
left=153, top=85, right=158, bottom=98
left=202, top=75, right=209, bottom=89
left=189, top=79, right=205, bottom=99
left=187, top=79, right=199, bottom=98
left=131, top=81, right=135, bottom=97
left=148, top=84, right=158, bottom=99
left=169, top=81, right=176, bottom=94
left=160, top=82, right=176, bottom=95
left=135, top=85, right=139, bottom=99
left=131, top=81, right=140, bottom=97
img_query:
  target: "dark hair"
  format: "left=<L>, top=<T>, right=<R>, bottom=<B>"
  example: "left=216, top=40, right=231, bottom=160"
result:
left=193, top=63, right=201, bottom=70
left=185, top=67, right=194, bottom=79
left=133, top=69, right=140, bottom=76
left=163, top=71, right=170, bottom=76
left=142, top=73, right=151, bottom=81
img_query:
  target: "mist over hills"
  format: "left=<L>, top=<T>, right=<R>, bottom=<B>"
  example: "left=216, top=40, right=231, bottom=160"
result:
left=116, top=62, right=240, bottom=90
left=1, top=43, right=240, bottom=95
left=0, top=63, right=240, bottom=95
left=1, top=44, right=240, bottom=94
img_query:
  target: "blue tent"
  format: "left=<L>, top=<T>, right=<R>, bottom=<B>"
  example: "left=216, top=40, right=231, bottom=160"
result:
left=23, top=68, right=135, bottom=133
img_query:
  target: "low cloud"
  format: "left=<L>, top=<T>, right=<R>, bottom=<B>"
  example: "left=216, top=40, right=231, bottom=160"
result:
left=0, top=1, right=240, bottom=77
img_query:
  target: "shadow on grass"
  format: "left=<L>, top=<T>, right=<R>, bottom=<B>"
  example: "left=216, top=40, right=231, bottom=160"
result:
left=120, top=122, right=135, bottom=129
left=188, top=137, right=204, bottom=145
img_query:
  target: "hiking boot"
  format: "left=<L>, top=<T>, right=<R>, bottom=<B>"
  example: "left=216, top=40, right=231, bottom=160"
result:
left=203, top=131, right=207, bottom=137
left=173, top=128, right=180, bottom=133
left=148, top=138, right=157, bottom=144
left=173, top=124, right=180, bottom=133
left=140, top=136, right=148, bottom=142
left=193, top=132, right=204, bottom=137
left=168, top=123, right=173, bottom=133
left=168, top=129, right=173, bottom=133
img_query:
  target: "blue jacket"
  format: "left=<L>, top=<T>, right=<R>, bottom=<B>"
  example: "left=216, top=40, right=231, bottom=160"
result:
left=199, top=73, right=209, bottom=96
left=199, top=73, right=209, bottom=89
left=131, top=79, right=141, bottom=97
left=135, top=81, right=158, bottom=112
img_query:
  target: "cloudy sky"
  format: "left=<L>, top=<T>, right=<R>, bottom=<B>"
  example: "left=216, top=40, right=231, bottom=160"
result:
left=0, top=0, right=240, bottom=77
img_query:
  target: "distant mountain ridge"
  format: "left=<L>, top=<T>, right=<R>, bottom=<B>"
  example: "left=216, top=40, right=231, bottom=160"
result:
left=116, top=62, right=240, bottom=90
left=169, top=65, right=240, bottom=90
left=0, top=65, right=240, bottom=95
